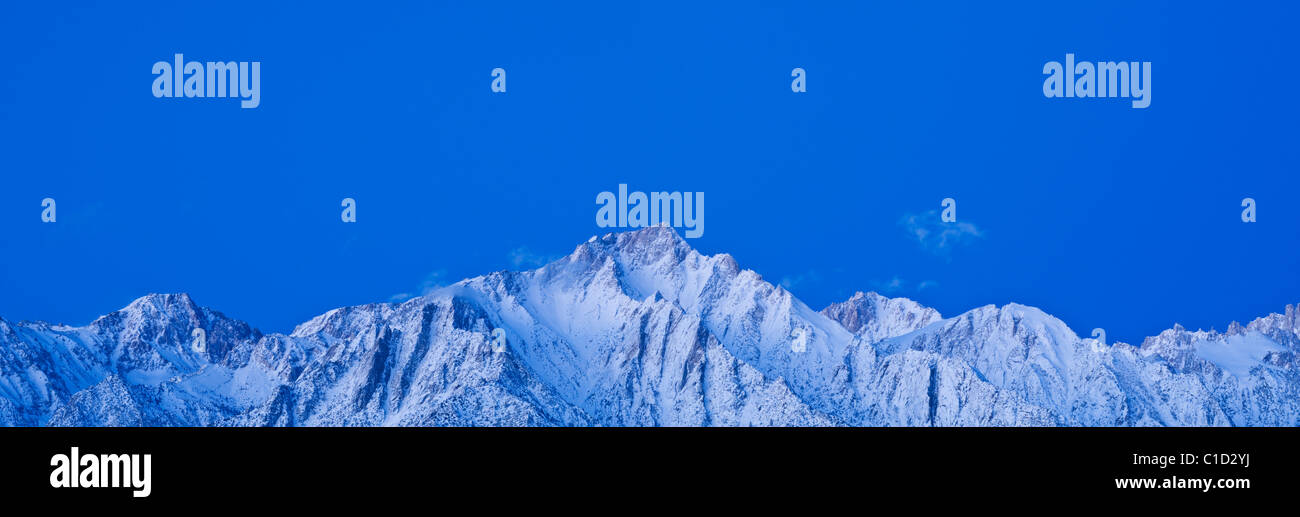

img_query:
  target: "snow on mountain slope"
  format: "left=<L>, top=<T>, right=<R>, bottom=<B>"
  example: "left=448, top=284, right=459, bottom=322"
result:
left=445, top=230, right=834, bottom=425
left=821, top=291, right=943, bottom=344
left=0, top=227, right=1296, bottom=426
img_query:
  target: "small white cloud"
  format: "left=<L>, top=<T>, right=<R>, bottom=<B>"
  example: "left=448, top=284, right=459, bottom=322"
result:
left=418, top=269, right=449, bottom=295
left=872, top=276, right=906, bottom=294
left=391, top=269, right=450, bottom=302
left=868, top=277, right=937, bottom=295
left=508, top=247, right=557, bottom=270
left=899, top=211, right=983, bottom=255
left=780, top=270, right=823, bottom=291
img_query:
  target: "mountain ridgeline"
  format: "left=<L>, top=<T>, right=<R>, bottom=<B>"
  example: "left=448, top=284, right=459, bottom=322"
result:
left=1, top=227, right=1297, bottom=426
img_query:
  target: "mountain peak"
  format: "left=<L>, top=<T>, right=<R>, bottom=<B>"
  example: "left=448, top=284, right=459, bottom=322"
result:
left=124, top=292, right=197, bottom=312
left=822, top=290, right=942, bottom=342
left=565, top=226, right=690, bottom=267
left=2, top=229, right=1299, bottom=427
left=86, top=292, right=261, bottom=363
left=88, top=293, right=201, bottom=327
left=608, top=225, right=691, bottom=254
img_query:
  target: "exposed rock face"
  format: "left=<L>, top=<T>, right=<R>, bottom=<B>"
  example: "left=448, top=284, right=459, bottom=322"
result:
left=1, top=227, right=1296, bottom=427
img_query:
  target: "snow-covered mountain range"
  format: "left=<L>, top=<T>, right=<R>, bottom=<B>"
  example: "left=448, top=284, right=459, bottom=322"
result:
left=2, top=226, right=1296, bottom=426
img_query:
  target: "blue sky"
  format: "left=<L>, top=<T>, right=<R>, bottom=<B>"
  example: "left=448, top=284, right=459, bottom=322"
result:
left=1, top=1, right=1297, bottom=345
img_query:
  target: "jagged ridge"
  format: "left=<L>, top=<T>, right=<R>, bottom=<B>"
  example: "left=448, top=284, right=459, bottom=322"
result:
left=0, top=227, right=1296, bottom=426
